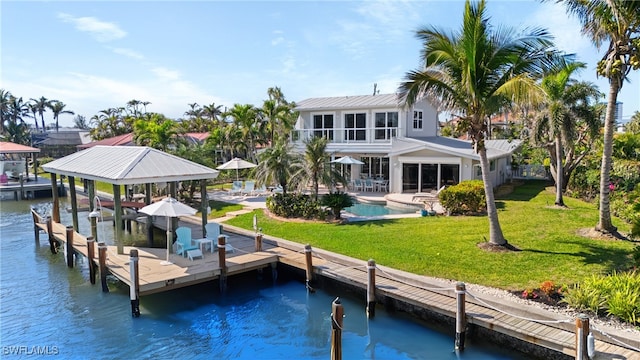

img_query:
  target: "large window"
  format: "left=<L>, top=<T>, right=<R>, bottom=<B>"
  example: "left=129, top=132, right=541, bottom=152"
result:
left=375, top=111, right=398, bottom=140
left=313, top=114, right=334, bottom=140
left=413, top=110, right=423, bottom=129
left=344, top=113, right=366, bottom=141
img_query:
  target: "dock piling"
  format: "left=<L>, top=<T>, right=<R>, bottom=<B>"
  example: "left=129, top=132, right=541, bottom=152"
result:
left=31, top=209, right=40, bottom=244
left=98, top=242, right=109, bottom=292
left=65, top=226, right=74, bottom=268
left=87, top=237, right=96, bottom=285
left=331, top=297, right=344, bottom=360
left=129, top=249, right=140, bottom=318
left=575, top=314, right=590, bottom=360
left=19, top=174, right=25, bottom=200
left=305, top=244, right=314, bottom=291
left=46, top=217, right=57, bottom=254
left=218, top=235, right=227, bottom=293
left=454, top=282, right=466, bottom=351
left=367, top=259, right=376, bottom=318
left=255, top=233, right=263, bottom=252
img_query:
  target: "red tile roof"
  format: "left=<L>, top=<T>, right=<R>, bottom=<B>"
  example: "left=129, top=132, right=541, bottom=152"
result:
left=77, top=133, right=134, bottom=149
left=0, top=141, right=41, bottom=153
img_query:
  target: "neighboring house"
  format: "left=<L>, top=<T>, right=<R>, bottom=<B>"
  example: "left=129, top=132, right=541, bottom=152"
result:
left=33, top=128, right=91, bottom=158
left=78, top=132, right=210, bottom=150
left=292, top=93, right=520, bottom=194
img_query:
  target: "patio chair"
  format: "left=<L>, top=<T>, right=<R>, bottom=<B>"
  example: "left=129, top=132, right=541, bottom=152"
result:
left=242, top=180, right=255, bottom=196
left=206, top=222, right=234, bottom=253
left=377, top=180, right=388, bottom=192
left=364, top=179, right=374, bottom=192
left=229, top=181, right=243, bottom=196
left=176, top=226, right=198, bottom=257
left=254, top=184, right=268, bottom=196
left=353, top=179, right=363, bottom=192
left=272, top=184, right=284, bottom=194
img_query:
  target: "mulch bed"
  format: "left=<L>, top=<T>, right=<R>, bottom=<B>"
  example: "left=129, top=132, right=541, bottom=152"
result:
left=509, top=289, right=567, bottom=308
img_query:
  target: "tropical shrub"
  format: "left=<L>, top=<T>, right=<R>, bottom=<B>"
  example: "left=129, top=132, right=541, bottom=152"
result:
left=438, top=180, right=486, bottom=215
left=562, top=271, right=640, bottom=324
left=266, top=193, right=326, bottom=220
left=320, top=191, right=354, bottom=220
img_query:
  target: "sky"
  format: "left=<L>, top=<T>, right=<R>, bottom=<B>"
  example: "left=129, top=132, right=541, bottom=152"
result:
left=2, top=0, right=638, bottom=128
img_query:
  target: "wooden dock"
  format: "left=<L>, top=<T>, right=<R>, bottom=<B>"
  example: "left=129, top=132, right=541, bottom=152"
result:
left=34, top=213, right=638, bottom=359
left=0, top=176, right=59, bottom=200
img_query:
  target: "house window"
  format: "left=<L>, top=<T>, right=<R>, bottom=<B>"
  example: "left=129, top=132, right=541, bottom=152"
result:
left=313, top=114, right=334, bottom=140
left=344, top=113, right=366, bottom=141
left=413, top=110, right=423, bottom=129
left=490, top=160, right=496, bottom=171
left=375, top=112, right=398, bottom=140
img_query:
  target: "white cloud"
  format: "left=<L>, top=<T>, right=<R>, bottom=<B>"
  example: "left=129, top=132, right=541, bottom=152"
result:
left=151, top=67, right=181, bottom=82
left=271, top=36, right=285, bottom=46
left=57, top=13, right=126, bottom=42
left=110, top=47, right=144, bottom=60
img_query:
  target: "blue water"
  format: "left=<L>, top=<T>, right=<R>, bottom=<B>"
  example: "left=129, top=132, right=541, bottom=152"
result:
left=0, top=198, right=530, bottom=359
left=345, top=202, right=418, bottom=217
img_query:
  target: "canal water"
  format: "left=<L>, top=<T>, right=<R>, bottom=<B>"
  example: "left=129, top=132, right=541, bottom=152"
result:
left=0, top=199, right=532, bottom=359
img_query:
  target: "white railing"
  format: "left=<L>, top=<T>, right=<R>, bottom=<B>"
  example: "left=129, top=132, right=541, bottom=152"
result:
left=292, top=127, right=399, bottom=144
left=512, top=165, right=549, bottom=180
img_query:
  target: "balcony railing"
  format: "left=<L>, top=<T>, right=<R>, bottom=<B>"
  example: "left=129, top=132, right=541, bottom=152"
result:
left=292, top=127, right=399, bottom=144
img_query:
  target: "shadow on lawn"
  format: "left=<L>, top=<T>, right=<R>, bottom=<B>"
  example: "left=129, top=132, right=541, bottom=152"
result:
left=500, top=180, right=550, bottom=201
left=520, top=239, right=632, bottom=272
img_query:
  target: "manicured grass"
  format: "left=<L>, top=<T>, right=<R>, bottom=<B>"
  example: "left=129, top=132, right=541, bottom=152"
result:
left=225, top=181, right=636, bottom=290
left=205, top=200, right=243, bottom=219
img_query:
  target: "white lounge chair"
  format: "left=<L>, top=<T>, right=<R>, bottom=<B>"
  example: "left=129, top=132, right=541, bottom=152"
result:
left=229, top=181, right=243, bottom=196
left=242, top=180, right=255, bottom=196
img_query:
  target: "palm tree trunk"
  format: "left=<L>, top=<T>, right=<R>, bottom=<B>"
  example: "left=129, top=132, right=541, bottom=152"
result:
left=478, top=148, right=506, bottom=245
left=555, top=134, right=564, bottom=206
left=596, top=80, right=619, bottom=233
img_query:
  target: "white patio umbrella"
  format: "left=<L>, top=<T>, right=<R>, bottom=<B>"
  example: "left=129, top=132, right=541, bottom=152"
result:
left=217, top=157, right=257, bottom=181
left=138, top=196, right=197, bottom=265
left=331, top=156, right=365, bottom=179
left=330, top=156, right=365, bottom=165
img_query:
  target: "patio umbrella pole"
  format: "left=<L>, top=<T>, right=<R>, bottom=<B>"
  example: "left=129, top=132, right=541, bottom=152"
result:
left=161, top=217, right=172, bottom=265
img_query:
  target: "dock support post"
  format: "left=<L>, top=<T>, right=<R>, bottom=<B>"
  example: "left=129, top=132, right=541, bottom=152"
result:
left=46, top=217, right=57, bottom=254
left=575, top=314, right=589, bottom=360
left=305, top=244, right=314, bottom=291
left=218, top=235, right=227, bottom=293
left=255, top=233, right=263, bottom=252
left=454, top=282, right=466, bottom=351
left=50, top=174, right=60, bottom=223
left=331, top=297, right=343, bottom=360
left=271, top=262, right=278, bottom=283
left=98, top=242, right=109, bottom=292
left=145, top=183, right=153, bottom=247
left=366, top=259, right=376, bottom=318
left=19, top=174, right=25, bottom=200
left=31, top=210, right=40, bottom=244
left=87, top=237, right=96, bottom=285
left=65, top=226, right=74, bottom=268
left=129, top=249, right=140, bottom=317
left=69, top=176, right=79, bottom=231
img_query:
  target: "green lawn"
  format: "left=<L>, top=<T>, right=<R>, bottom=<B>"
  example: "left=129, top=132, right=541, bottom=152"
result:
left=225, top=181, right=636, bottom=290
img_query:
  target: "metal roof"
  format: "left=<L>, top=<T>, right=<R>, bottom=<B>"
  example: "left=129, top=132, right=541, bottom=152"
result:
left=390, top=137, right=522, bottom=160
left=42, top=145, right=219, bottom=185
left=295, top=93, right=402, bottom=111
left=0, top=141, right=41, bottom=154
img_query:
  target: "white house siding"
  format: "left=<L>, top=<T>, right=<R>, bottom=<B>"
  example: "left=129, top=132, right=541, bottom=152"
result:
left=404, top=98, right=439, bottom=138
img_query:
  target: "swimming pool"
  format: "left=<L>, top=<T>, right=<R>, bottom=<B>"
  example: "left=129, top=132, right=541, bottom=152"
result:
left=344, top=201, right=418, bottom=217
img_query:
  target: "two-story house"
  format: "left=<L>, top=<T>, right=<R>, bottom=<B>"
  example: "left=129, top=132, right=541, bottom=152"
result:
left=292, top=93, right=520, bottom=194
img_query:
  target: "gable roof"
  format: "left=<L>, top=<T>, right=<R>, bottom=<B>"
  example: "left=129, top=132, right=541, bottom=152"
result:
left=42, top=145, right=219, bottom=185
left=295, top=94, right=402, bottom=111
left=0, top=141, right=40, bottom=154
left=390, top=136, right=521, bottom=160
left=78, top=133, right=134, bottom=149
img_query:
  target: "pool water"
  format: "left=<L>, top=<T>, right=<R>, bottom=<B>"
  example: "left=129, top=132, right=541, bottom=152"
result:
left=345, top=202, right=418, bottom=217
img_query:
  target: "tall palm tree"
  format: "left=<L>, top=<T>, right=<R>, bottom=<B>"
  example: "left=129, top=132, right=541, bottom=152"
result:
left=49, top=101, right=74, bottom=132
left=534, top=62, right=602, bottom=206
left=30, top=96, right=53, bottom=131
left=552, top=0, right=640, bottom=233
left=28, top=103, right=39, bottom=132
left=398, top=0, right=558, bottom=246
left=7, top=96, right=29, bottom=129
left=133, top=113, right=177, bottom=151
left=226, top=104, right=261, bottom=162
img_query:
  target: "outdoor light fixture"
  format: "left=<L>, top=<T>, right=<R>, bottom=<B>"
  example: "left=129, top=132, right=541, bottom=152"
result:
left=88, top=196, right=104, bottom=243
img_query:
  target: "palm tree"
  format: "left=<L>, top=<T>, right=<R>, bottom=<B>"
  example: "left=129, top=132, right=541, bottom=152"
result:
left=552, top=0, right=640, bottom=233
left=133, top=113, right=177, bottom=151
left=534, top=62, right=602, bottom=206
left=28, top=103, right=39, bottom=132
left=398, top=0, right=558, bottom=246
left=254, top=140, right=299, bottom=194
left=0, top=89, right=11, bottom=133
left=30, top=96, right=53, bottom=131
left=49, top=101, right=74, bottom=132
left=291, top=136, right=343, bottom=200
left=7, top=96, right=29, bottom=130
left=226, top=104, right=261, bottom=162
